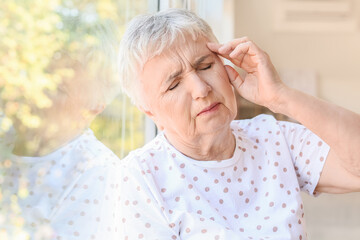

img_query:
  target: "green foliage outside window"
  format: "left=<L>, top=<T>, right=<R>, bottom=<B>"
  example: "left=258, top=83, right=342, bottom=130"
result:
left=0, top=0, right=151, bottom=159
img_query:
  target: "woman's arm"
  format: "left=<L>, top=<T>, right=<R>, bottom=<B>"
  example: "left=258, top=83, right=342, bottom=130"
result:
left=208, top=38, right=360, bottom=193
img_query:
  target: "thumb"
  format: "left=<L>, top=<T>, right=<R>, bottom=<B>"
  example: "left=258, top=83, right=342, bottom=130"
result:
left=224, top=65, right=244, bottom=93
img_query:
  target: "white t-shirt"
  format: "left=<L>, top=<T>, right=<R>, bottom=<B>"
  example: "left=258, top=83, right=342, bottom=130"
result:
left=119, top=115, right=330, bottom=240
left=0, top=129, right=122, bottom=240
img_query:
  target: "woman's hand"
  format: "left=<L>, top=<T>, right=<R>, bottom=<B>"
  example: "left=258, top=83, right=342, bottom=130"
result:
left=207, top=37, right=287, bottom=112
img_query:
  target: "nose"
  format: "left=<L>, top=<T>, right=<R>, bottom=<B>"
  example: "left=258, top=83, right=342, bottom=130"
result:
left=187, top=72, right=211, bottom=100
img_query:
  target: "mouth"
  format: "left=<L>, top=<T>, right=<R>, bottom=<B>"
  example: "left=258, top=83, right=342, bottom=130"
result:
left=197, top=102, right=220, bottom=116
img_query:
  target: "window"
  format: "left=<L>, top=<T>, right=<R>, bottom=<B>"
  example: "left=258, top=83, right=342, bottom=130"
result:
left=0, top=0, right=158, bottom=159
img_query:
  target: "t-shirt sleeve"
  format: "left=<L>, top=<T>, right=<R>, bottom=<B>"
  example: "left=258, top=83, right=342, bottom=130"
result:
left=50, top=164, right=122, bottom=240
left=119, top=160, right=179, bottom=240
left=277, top=120, right=330, bottom=196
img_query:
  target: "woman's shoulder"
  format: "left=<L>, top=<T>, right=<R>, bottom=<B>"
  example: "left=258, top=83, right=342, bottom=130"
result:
left=120, top=133, right=169, bottom=169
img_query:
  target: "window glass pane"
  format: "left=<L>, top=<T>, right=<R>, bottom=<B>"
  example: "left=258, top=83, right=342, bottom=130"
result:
left=0, top=0, right=156, bottom=159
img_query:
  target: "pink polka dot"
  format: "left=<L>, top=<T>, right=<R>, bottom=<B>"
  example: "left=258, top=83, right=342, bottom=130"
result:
left=257, top=225, right=262, bottom=230
left=273, top=227, right=278, bottom=232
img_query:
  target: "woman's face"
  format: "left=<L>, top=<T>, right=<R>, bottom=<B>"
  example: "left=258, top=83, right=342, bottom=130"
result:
left=138, top=36, right=237, bottom=141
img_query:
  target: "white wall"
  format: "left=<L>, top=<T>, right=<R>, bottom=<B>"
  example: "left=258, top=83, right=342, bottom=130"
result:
left=234, top=0, right=360, bottom=113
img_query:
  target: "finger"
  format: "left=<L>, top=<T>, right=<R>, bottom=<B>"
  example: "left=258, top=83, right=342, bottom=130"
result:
left=229, top=42, right=251, bottom=59
left=207, top=42, right=240, bottom=65
left=218, top=36, right=251, bottom=54
left=224, top=65, right=244, bottom=93
left=206, top=42, right=223, bottom=53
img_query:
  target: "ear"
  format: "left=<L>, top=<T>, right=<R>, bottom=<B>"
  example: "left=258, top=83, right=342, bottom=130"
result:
left=90, top=104, right=106, bottom=116
left=138, top=104, right=153, bottom=118
left=138, top=105, right=165, bottom=131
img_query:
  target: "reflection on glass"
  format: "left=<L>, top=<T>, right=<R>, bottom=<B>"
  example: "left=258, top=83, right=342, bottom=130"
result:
left=0, top=0, right=152, bottom=239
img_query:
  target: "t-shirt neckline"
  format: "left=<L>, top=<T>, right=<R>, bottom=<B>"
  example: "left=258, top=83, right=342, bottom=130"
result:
left=158, top=130, right=242, bottom=168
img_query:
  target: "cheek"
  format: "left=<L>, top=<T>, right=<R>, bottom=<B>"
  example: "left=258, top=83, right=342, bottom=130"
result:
left=158, top=93, right=189, bottom=120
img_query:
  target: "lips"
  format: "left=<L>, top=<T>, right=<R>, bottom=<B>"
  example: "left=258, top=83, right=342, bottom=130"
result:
left=197, top=102, right=220, bottom=116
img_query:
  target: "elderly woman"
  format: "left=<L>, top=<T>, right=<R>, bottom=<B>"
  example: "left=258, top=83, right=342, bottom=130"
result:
left=118, top=8, right=360, bottom=239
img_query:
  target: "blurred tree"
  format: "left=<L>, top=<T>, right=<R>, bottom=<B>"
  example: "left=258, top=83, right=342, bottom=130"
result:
left=0, top=0, right=150, bottom=159
left=0, top=0, right=150, bottom=239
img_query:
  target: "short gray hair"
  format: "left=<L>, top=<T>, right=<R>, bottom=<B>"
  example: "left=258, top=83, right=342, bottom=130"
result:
left=118, top=8, right=218, bottom=105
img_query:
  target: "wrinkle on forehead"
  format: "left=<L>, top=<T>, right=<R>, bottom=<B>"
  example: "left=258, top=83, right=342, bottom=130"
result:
left=162, top=37, right=212, bottom=70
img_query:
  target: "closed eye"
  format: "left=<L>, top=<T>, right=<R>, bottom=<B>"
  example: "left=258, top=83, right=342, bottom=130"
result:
left=199, top=63, right=212, bottom=71
left=168, top=81, right=180, bottom=91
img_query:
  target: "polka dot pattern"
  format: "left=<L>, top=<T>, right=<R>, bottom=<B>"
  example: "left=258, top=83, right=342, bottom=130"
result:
left=1, top=129, right=122, bottom=239
left=120, top=114, right=330, bottom=239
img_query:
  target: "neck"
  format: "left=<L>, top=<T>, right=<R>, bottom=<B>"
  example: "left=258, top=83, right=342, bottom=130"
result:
left=13, top=122, right=86, bottom=157
left=164, top=126, right=235, bottom=161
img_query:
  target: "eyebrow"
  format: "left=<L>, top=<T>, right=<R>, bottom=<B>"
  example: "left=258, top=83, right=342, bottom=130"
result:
left=165, top=54, right=212, bottom=84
